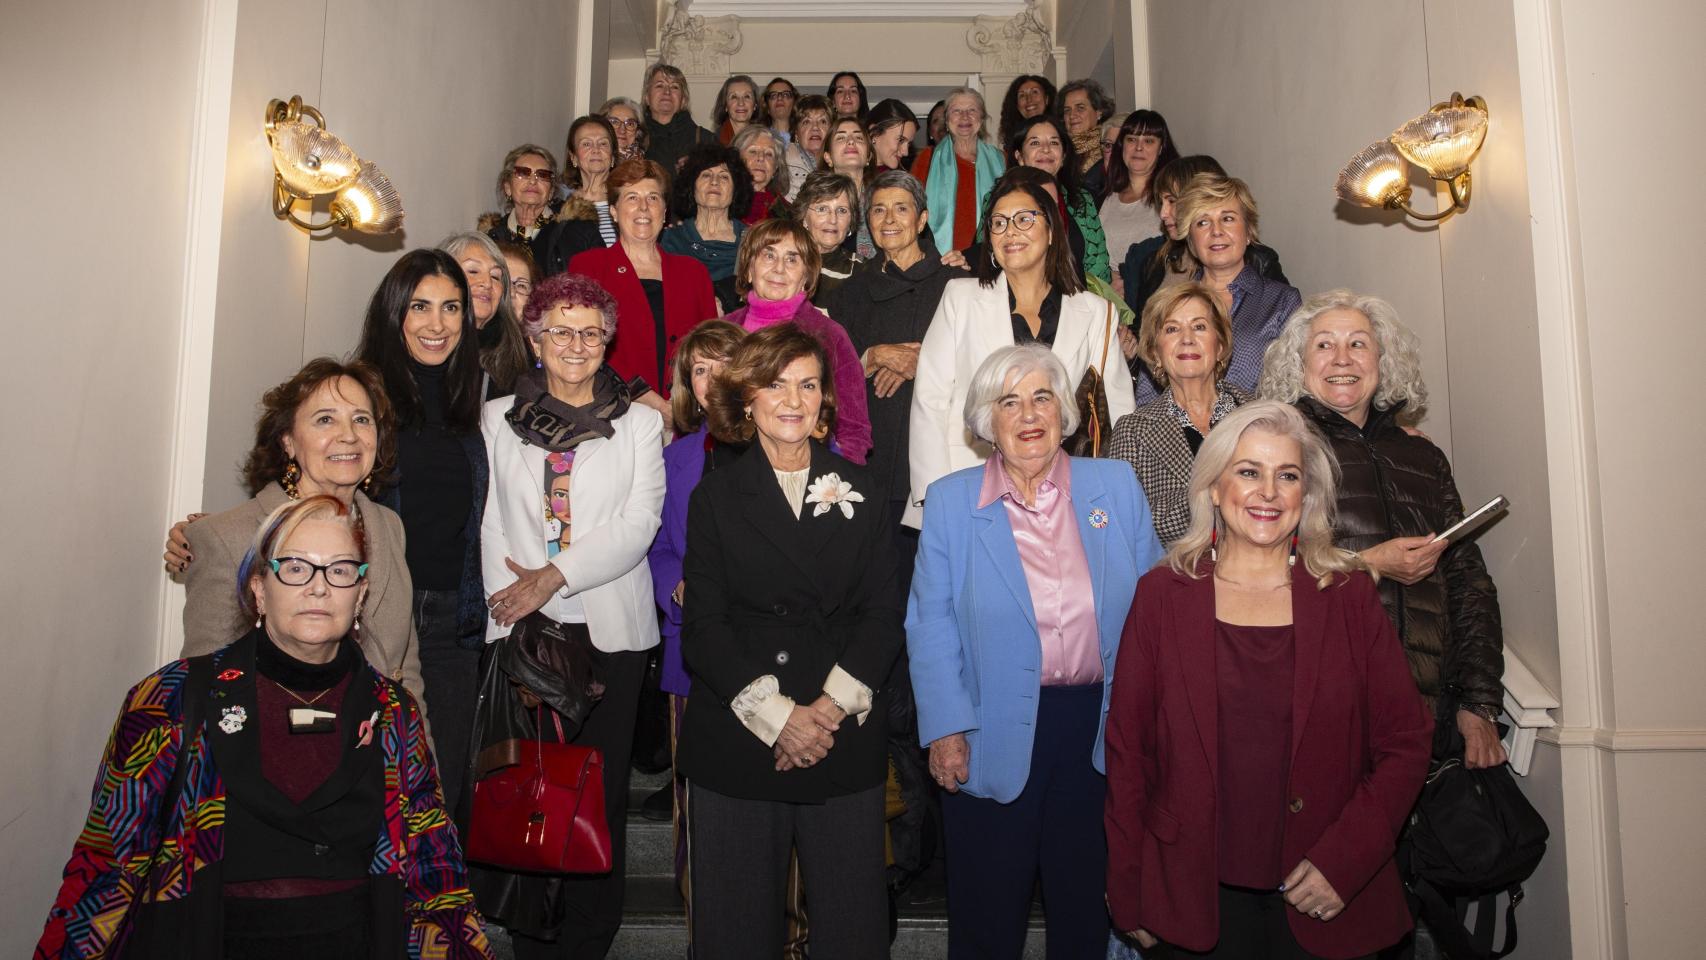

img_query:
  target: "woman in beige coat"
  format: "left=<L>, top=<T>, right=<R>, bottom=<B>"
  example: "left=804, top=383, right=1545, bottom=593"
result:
left=165, top=358, right=425, bottom=708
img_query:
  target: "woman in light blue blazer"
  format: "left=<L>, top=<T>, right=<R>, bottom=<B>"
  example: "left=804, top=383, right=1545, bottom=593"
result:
left=907, top=343, right=1163, bottom=960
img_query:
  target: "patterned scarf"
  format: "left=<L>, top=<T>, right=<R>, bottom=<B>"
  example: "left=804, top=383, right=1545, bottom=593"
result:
left=1071, top=128, right=1102, bottom=174
left=504, top=366, right=631, bottom=452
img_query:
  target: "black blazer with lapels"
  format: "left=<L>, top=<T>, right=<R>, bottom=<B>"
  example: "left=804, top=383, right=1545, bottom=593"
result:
left=678, top=440, right=905, bottom=803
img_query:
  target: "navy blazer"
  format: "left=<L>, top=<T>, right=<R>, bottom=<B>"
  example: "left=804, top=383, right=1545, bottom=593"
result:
left=906, top=456, right=1162, bottom=802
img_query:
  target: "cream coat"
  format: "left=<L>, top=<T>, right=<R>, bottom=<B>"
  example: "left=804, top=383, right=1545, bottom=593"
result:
left=480, top=397, right=664, bottom=651
left=904, top=275, right=1136, bottom=527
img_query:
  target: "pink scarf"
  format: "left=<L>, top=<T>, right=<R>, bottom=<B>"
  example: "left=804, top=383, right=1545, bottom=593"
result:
left=740, top=291, right=808, bottom=330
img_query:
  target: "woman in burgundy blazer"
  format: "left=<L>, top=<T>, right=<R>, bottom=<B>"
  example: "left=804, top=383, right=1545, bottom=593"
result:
left=1105, top=401, right=1431, bottom=960
left=568, top=158, right=719, bottom=410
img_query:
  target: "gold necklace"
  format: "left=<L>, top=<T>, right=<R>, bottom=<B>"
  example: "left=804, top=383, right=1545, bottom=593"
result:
left=1213, top=570, right=1290, bottom=591
left=269, top=677, right=333, bottom=706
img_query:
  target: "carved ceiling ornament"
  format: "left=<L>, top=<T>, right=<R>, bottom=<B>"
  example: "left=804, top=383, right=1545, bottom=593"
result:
left=658, top=0, right=744, bottom=77
left=967, top=0, right=1053, bottom=76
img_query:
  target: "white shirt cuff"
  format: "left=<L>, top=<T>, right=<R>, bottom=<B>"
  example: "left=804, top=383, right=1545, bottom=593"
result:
left=731, top=675, right=796, bottom=747
left=823, top=664, right=874, bottom=725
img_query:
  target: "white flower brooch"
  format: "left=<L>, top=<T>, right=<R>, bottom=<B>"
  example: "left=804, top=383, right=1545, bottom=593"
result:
left=805, top=472, right=865, bottom=519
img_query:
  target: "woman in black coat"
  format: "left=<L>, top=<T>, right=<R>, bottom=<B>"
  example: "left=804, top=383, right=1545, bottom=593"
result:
left=680, top=323, right=905, bottom=960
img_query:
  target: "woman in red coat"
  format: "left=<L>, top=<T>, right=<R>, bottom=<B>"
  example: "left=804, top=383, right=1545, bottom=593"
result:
left=1105, top=400, right=1431, bottom=959
left=568, top=158, right=719, bottom=423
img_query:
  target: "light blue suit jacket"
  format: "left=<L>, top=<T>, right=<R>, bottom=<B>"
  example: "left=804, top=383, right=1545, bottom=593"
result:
left=906, top=456, right=1163, bottom=803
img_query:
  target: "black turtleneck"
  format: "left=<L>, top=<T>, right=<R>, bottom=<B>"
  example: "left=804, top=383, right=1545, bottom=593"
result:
left=395, top=359, right=472, bottom=590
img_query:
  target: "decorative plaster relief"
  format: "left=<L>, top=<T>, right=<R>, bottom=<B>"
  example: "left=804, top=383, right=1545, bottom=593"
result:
left=967, top=0, right=1054, bottom=76
left=658, top=0, right=744, bottom=77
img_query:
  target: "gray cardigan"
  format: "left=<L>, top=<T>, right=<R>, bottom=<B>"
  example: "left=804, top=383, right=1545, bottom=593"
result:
left=180, top=483, right=425, bottom=714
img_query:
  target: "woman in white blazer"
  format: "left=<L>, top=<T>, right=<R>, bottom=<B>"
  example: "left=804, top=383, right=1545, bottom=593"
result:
left=473, top=271, right=665, bottom=957
left=906, top=167, right=1135, bottom=528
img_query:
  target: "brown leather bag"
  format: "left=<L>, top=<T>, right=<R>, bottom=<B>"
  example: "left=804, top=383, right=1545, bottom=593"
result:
left=1065, top=301, right=1115, bottom=457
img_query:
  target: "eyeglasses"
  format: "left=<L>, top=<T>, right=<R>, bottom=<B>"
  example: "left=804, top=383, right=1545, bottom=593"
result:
left=269, top=556, right=369, bottom=588
left=605, top=116, right=640, bottom=131
left=766, top=90, right=796, bottom=101
left=543, top=326, right=608, bottom=347
left=512, top=165, right=554, bottom=181
left=988, top=210, right=1044, bottom=234
left=511, top=278, right=533, bottom=296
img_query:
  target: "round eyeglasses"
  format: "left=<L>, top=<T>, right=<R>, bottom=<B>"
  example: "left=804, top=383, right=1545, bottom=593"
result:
left=988, top=210, right=1043, bottom=234
left=543, top=326, right=608, bottom=348
left=269, top=557, right=369, bottom=588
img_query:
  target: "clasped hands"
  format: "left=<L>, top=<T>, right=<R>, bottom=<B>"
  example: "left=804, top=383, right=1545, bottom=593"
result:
left=864, top=342, right=921, bottom=399
left=773, top=696, right=846, bottom=771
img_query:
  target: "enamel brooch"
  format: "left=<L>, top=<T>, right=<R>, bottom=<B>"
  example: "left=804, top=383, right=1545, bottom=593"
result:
left=1088, top=508, right=1109, bottom=529
left=218, top=705, right=248, bottom=734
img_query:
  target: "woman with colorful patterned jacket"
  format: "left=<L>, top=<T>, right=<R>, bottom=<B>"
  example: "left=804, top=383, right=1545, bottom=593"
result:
left=37, top=496, right=491, bottom=960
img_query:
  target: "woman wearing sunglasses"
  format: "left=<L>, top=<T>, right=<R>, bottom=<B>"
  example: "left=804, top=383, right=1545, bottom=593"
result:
left=483, top=143, right=560, bottom=246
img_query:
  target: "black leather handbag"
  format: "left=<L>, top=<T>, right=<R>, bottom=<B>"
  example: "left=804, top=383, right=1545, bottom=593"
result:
left=1403, top=689, right=1549, bottom=959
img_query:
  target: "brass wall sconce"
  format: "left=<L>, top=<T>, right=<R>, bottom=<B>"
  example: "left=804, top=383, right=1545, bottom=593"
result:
left=263, top=96, right=403, bottom=234
left=1336, top=93, right=1488, bottom=223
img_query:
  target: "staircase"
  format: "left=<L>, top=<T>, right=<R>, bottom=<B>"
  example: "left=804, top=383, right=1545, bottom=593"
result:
left=486, top=768, right=1048, bottom=958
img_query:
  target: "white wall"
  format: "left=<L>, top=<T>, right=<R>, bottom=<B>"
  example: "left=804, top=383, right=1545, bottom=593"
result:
left=202, top=0, right=581, bottom=510
left=0, top=0, right=208, bottom=950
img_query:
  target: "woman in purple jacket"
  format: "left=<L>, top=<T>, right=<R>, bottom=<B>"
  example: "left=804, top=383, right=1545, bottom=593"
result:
left=645, top=318, right=746, bottom=893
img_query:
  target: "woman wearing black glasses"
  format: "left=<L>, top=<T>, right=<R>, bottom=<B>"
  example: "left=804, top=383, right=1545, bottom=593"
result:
left=906, top=168, right=1136, bottom=528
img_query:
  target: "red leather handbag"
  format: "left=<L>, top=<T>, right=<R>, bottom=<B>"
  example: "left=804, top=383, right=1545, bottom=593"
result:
left=466, top=710, right=612, bottom=874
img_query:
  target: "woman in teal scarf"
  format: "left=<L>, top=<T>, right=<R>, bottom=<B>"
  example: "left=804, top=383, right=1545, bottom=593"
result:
left=909, top=86, right=1005, bottom=252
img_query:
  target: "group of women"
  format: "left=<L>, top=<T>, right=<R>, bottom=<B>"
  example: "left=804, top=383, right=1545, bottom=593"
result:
left=39, top=68, right=1508, bottom=960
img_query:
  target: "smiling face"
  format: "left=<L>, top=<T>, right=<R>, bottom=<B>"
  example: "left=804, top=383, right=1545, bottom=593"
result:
left=1014, top=80, right=1047, bottom=118
left=646, top=72, right=683, bottom=122
left=504, top=152, right=554, bottom=208
left=831, top=76, right=862, bottom=117
left=725, top=80, right=758, bottom=124
left=947, top=94, right=984, bottom=141
left=604, top=104, right=640, bottom=152
left=868, top=186, right=924, bottom=258
left=747, top=234, right=808, bottom=301
left=824, top=121, right=869, bottom=176
left=1185, top=200, right=1251, bottom=273
left=402, top=273, right=464, bottom=366
left=870, top=120, right=916, bottom=169
left=571, top=124, right=613, bottom=181
left=612, top=177, right=666, bottom=244
left=689, top=350, right=729, bottom=410
left=533, top=304, right=609, bottom=399
left=1211, top=426, right=1305, bottom=552
left=989, top=190, right=1051, bottom=275
left=1302, top=308, right=1382, bottom=427
left=802, top=189, right=854, bottom=254
left=694, top=163, right=734, bottom=213
left=1123, top=131, right=1163, bottom=179
left=796, top=108, right=831, bottom=156
left=1017, top=121, right=1065, bottom=175
left=742, top=135, right=777, bottom=189
left=252, top=517, right=366, bottom=661
left=280, top=377, right=378, bottom=500
left=458, top=244, right=503, bottom=327
left=1154, top=296, right=1223, bottom=386
left=992, top=367, right=1064, bottom=475
left=748, top=353, right=823, bottom=451
left=1061, top=89, right=1097, bottom=136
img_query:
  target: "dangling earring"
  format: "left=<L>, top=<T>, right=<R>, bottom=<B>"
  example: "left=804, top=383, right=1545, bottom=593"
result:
left=989, top=247, right=998, bottom=269
left=1288, top=531, right=1299, bottom=569
left=743, top=408, right=752, bottom=421
left=1209, top=521, right=1218, bottom=562
left=352, top=616, right=362, bottom=637
left=281, top=460, right=302, bottom=500
left=360, top=474, right=375, bottom=494
left=254, top=613, right=264, bottom=628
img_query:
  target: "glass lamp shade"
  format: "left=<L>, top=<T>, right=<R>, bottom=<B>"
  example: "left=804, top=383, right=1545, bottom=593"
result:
left=268, top=119, right=361, bottom=197
left=1336, top=140, right=1410, bottom=208
left=330, top=161, right=403, bottom=234
left=1391, top=105, right=1487, bottom=180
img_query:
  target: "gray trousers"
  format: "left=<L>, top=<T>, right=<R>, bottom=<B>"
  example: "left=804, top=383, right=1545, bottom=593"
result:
left=689, top=781, right=888, bottom=960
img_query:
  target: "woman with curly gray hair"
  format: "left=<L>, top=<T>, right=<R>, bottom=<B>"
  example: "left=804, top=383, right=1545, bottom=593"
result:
left=1259, top=289, right=1508, bottom=771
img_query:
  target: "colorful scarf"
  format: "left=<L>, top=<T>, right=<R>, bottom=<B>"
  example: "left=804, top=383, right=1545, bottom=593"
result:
left=924, top=139, right=1005, bottom=251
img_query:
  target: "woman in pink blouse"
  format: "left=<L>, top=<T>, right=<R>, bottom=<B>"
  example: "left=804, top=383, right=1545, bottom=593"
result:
left=905, top=344, right=1163, bottom=958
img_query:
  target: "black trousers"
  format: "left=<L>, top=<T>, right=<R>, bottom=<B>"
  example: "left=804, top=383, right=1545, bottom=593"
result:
left=510, top=646, right=648, bottom=960
left=942, top=683, right=1108, bottom=960
left=689, top=782, right=888, bottom=960
left=413, top=588, right=480, bottom=818
left=1151, top=885, right=1374, bottom=960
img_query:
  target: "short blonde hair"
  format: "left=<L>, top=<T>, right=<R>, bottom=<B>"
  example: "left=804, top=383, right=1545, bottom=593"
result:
left=1137, top=282, right=1233, bottom=388
left=1170, top=173, right=1260, bottom=245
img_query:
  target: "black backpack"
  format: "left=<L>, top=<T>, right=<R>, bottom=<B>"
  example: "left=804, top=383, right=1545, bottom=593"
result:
left=1401, top=688, right=1549, bottom=959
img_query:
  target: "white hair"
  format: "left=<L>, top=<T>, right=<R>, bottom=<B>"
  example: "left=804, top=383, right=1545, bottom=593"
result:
left=963, top=343, right=1080, bottom=445
left=1258, top=288, right=1429, bottom=416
